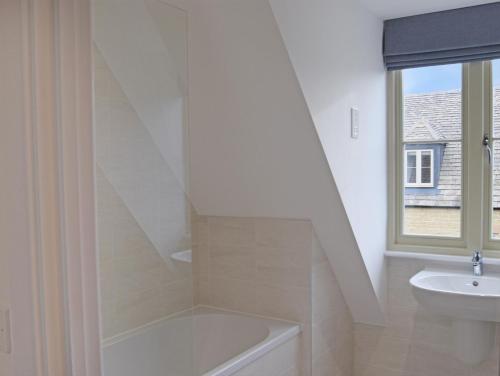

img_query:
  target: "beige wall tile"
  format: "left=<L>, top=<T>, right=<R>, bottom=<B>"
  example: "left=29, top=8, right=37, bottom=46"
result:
left=113, top=286, right=170, bottom=334
left=96, top=163, right=193, bottom=339
left=367, top=335, right=410, bottom=370
left=312, top=349, right=350, bottom=376
left=209, top=276, right=258, bottom=313
left=255, top=218, right=312, bottom=249
left=256, top=246, right=310, bottom=288
left=163, top=278, right=193, bottom=316
left=195, top=216, right=314, bottom=325
left=192, top=243, right=210, bottom=276
left=194, top=275, right=211, bottom=306
left=95, top=43, right=193, bottom=340
left=255, top=283, right=310, bottom=323
left=311, top=235, right=353, bottom=376
left=192, top=217, right=209, bottom=246
left=406, top=342, right=468, bottom=376
left=208, top=217, right=255, bottom=246
left=210, top=245, right=256, bottom=280
left=354, top=258, right=500, bottom=376
left=192, top=216, right=354, bottom=376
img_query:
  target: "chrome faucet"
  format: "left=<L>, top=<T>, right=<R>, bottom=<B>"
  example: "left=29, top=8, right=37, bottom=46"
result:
left=472, top=250, right=483, bottom=276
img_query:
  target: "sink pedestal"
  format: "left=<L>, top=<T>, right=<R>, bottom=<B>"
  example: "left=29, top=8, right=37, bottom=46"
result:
left=452, top=319, right=496, bottom=365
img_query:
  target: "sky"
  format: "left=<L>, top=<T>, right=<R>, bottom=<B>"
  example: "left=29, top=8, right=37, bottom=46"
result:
left=403, top=60, right=500, bottom=94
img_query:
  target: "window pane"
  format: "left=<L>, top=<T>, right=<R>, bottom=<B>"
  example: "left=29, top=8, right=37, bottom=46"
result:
left=492, top=141, right=500, bottom=239
left=404, top=143, right=461, bottom=237
left=402, top=64, right=462, bottom=238
left=493, top=59, right=500, bottom=138
left=492, top=59, right=500, bottom=239
left=407, top=152, right=416, bottom=167
left=407, top=167, right=416, bottom=184
left=421, top=152, right=431, bottom=167
left=403, top=64, right=462, bottom=142
left=421, top=167, right=431, bottom=183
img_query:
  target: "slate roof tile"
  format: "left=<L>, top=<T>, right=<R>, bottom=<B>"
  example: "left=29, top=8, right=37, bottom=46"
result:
left=403, top=88, right=500, bottom=208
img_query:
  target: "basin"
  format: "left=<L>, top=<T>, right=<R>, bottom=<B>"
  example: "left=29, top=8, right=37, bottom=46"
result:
left=410, top=269, right=500, bottom=365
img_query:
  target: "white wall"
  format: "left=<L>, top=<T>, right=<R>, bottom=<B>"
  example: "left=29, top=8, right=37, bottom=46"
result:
left=188, top=0, right=384, bottom=323
left=269, top=0, right=388, bottom=306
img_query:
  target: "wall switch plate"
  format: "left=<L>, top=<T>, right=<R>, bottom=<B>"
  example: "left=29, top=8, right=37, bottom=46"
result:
left=351, top=107, right=359, bottom=139
left=0, top=308, right=11, bottom=354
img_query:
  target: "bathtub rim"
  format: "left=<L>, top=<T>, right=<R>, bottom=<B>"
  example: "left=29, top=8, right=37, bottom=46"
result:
left=202, top=312, right=300, bottom=376
left=102, top=305, right=301, bottom=347
left=101, top=305, right=302, bottom=376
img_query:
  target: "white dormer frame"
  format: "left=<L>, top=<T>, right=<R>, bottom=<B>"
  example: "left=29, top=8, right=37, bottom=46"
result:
left=404, top=149, right=434, bottom=187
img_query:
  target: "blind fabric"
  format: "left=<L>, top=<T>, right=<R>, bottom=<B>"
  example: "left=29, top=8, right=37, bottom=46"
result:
left=383, top=2, right=500, bottom=70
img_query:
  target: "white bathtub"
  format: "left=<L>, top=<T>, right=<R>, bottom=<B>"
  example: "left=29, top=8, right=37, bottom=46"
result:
left=102, top=306, right=301, bottom=376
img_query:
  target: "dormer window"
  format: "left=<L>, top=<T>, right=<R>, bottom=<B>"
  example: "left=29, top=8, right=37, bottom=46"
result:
left=405, top=149, right=433, bottom=187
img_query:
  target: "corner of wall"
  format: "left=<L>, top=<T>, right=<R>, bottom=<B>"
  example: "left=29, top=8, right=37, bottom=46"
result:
left=188, top=0, right=386, bottom=326
left=268, top=0, right=388, bottom=325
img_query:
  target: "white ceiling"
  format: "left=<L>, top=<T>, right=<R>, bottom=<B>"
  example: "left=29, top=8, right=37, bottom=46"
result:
left=360, top=0, right=498, bottom=19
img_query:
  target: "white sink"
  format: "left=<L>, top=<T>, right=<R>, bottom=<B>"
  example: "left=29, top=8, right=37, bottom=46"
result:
left=410, top=269, right=500, bottom=365
left=410, top=269, right=500, bottom=322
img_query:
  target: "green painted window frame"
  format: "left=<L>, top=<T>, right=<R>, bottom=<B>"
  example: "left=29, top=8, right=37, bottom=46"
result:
left=388, top=61, right=500, bottom=256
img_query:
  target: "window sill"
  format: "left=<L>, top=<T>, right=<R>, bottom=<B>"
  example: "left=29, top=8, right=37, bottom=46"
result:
left=385, top=250, right=500, bottom=265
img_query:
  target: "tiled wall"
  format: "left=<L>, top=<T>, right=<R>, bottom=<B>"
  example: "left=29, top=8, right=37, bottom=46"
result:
left=311, top=236, right=353, bottom=376
left=96, top=169, right=193, bottom=340
left=93, top=45, right=191, bottom=260
left=354, top=257, right=500, bottom=376
left=192, top=215, right=354, bottom=376
left=192, top=216, right=312, bottom=322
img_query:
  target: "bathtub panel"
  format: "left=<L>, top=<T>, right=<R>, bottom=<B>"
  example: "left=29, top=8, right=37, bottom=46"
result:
left=230, top=337, right=301, bottom=376
left=102, top=307, right=300, bottom=376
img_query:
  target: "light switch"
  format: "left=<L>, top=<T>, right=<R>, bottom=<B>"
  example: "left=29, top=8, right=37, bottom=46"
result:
left=351, top=107, right=359, bottom=139
left=0, top=308, right=11, bottom=354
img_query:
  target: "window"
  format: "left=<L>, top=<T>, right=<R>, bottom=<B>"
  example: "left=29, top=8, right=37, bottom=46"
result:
left=389, top=60, right=500, bottom=253
left=404, top=149, right=434, bottom=187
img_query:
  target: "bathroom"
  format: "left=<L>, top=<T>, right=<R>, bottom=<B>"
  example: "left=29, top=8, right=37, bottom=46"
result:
left=2, top=0, right=500, bottom=375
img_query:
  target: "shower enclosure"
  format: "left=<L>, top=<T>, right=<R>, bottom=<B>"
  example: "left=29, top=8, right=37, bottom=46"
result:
left=92, top=2, right=303, bottom=376
left=92, top=0, right=195, bottom=372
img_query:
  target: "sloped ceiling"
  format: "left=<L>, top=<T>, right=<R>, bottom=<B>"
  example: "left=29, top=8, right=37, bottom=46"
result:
left=268, top=0, right=388, bottom=322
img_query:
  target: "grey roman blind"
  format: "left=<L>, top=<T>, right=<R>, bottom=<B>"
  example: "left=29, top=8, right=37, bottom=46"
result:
left=383, top=2, right=500, bottom=70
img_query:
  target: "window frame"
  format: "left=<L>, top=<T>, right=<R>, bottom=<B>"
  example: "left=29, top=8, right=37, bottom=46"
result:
left=404, top=149, right=434, bottom=188
left=482, top=61, right=500, bottom=252
left=388, top=64, right=469, bottom=254
left=388, top=61, right=500, bottom=256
